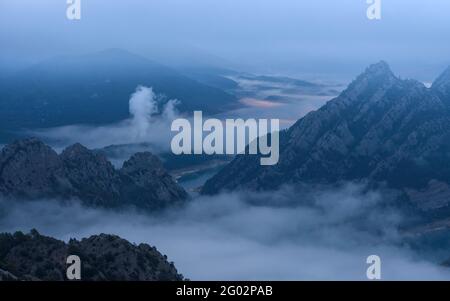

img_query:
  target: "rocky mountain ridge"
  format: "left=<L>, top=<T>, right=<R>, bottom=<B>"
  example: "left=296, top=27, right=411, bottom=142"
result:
left=0, top=230, right=183, bottom=281
left=202, top=62, right=450, bottom=214
left=0, top=138, right=187, bottom=210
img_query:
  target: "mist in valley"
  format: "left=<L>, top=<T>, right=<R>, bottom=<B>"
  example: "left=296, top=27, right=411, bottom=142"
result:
left=1, top=183, right=449, bottom=280
left=2, top=0, right=450, bottom=281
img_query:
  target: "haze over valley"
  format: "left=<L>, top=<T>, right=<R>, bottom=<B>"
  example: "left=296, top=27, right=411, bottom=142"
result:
left=1, top=0, right=450, bottom=281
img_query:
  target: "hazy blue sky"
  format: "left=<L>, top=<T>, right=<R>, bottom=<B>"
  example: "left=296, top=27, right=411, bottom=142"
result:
left=1, top=0, right=450, bottom=80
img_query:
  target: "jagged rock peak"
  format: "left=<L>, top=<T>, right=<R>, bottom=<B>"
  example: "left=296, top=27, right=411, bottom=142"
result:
left=1, top=137, right=54, bottom=155
left=120, top=151, right=188, bottom=206
left=201, top=61, right=450, bottom=208
left=0, top=230, right=184, bottom=281
left=366, top=60, right=392, bottom=73
left=356, top=61, right=396, bottom=81
left=0, top=138, right=62, bottom=198
left=0, top=138, right=188, bottom=210
left=340, top=61, right=399, bottom=101
left=61, top=143, right=90, bottom=155
left=121, top=152, right=164, bottom=172
left=61, top=142, right=106, bottom=159
left=60, top=142, right=112, bottom=168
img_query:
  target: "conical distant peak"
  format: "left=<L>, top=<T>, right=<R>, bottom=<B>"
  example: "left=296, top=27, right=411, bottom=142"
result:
left=345, top=61, right=397, bottom=94
left=362, top=61, right=394, bottom=78
left=62, top=143, right=90, bottom=156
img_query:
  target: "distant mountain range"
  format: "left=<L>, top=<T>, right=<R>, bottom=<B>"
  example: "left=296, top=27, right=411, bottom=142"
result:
left=0, top=138, right=187, bottom=210
left=238, top=74, right=321, bottom=88
left=0, top=49, right=237, bottom=136
left=202, top=62, right=450, bottom=216
left=0, top=230, right=183, bottom=281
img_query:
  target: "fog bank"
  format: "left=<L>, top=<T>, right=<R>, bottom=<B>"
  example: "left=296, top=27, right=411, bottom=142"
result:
left=1, top=183, right=449, bottom=280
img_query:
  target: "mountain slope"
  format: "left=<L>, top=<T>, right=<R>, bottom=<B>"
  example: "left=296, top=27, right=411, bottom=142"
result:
left=0, top=138, right=187, bottom=210
left=0, top=230, right=183, bottom=281
left=202, top=62, right=450, bottom=212
left=0, top=49, right=237, bottom=134
left=433, top=66, right=450, bottom=103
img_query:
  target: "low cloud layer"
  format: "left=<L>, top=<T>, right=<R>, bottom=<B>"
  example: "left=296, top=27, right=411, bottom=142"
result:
left=1, top=183, right=449, bottom=280
left=31, top=86, right=181, bottom=152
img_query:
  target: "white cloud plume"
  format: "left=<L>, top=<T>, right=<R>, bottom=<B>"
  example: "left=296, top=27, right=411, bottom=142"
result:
left=30, top=86, right=181, bottom=152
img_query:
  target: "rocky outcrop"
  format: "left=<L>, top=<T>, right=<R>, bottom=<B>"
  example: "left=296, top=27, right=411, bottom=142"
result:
left=0, top=230, right=183, bottom=281
left=0, top=138, right=187, bottom=210
left=0, top=138, right=65, bottom=199
left=60, top=143, right=123, bottom=207
left=120, top=152, right=188, bottom=208
left=202, top=62, right=450, bottom=214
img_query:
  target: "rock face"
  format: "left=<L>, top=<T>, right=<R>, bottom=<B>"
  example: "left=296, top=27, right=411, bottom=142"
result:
left=0, top=138, right=187, bottom=210
left=121, top=152, right=188, bottom=208
left=0, top=230, right=183, bottom=281
left=202, top=62, right=450, bottom=213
